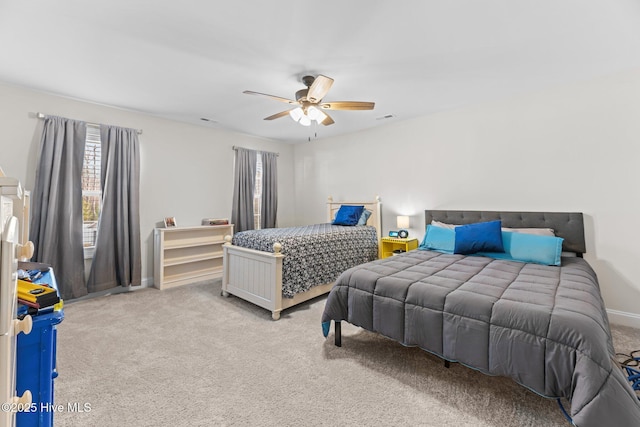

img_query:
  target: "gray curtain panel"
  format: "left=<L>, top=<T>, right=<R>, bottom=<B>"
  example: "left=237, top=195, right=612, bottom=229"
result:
left=231, top=147, right=257, bottom=232
left=30, top=115, right=87, bottom=300
left=87, top=125, right=141, bottom=293
left=260, top=151, right=277, bottom=229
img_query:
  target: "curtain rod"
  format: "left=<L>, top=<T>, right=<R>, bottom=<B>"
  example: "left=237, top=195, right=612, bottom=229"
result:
left=34, top=112, right=143, bottom=135
left=232, top=145, right=279, bottom=157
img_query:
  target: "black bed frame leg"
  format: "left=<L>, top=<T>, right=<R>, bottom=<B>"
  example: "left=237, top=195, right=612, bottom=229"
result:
left=335, top=321, right=342, bottom=347
left=444, top=360, right=450, bottom=369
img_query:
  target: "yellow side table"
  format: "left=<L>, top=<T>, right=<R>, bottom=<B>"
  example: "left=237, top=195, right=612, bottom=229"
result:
left=380, top=237, right=419, bottom=259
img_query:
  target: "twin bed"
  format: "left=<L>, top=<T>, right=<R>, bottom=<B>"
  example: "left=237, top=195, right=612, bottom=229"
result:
left=321, top=210, right=640, bottom=427
left=222, top=197, right=381, bottom=320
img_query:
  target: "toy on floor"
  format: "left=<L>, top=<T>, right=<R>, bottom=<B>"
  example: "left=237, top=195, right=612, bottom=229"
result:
left=616, top=351, right=640, bottom=399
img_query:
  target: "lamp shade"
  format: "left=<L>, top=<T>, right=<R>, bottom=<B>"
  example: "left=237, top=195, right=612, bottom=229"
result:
left=397, top=215, right=410, bottom=229
left=307, top=106, right=321, bottom=121
left=299, top=115, right=311, bottom=126
left=289, top=107, right=304, bottom=122
left=307, top=106, right=327, bottom=124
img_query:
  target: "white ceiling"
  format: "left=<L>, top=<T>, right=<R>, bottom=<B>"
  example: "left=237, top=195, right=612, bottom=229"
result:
left=1, top=0, right=640, bottom=143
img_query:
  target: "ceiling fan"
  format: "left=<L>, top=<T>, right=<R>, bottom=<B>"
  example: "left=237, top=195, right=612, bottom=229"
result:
left=243, top=74, right=374, bottom=126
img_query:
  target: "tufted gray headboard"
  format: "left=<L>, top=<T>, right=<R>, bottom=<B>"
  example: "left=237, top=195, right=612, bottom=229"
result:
left=424, top=210, right=586, bottom=255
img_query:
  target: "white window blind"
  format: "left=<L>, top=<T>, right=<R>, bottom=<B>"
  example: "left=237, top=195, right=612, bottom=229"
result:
left=253, top=155, right=263, bottom=230
left=82, top=125, right=101, bottom=252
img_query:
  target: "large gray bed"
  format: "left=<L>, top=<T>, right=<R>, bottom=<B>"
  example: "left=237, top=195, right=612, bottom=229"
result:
left=321, top=210, right=640, bottom=427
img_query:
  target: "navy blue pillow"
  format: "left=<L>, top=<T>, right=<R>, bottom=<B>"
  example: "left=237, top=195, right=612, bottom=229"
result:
left=333, top=205, right=365, bottom=226
left=454, top=220, right=504, bottom=255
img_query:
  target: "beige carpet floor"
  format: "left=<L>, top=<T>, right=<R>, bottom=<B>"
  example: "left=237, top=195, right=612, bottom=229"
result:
left=52, top=280, right=640, bottom=427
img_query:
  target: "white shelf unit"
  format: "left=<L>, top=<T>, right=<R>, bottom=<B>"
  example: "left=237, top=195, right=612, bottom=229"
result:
left=0, top=172, right=33, bottom=427
left=154, top=224, right=233, bottom=290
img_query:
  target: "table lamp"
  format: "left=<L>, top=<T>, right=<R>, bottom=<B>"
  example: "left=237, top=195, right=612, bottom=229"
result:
left=397, top=215, right=410, bottom=238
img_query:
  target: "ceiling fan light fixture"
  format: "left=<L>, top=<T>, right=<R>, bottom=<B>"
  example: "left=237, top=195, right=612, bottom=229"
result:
left=307, top=106, right=325, bottom=122
left=318, top=113, right=330, bottom=125
left=316, top=111, right=328, bottom=125
left=289, top=107, right=304, bottom=122
left=299, top=115, right=311, bottom=126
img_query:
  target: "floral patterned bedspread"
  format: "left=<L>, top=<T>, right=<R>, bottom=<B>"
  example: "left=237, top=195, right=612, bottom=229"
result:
left=232, top=223, right=378, bottom=298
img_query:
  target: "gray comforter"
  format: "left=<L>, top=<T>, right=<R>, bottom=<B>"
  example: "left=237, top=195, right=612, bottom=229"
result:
left=321, top=250, right=640, bottom=427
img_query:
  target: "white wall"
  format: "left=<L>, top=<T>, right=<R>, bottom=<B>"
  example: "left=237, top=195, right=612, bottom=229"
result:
left=4, top=69, right=640, bottom=325
left=0, top=82, right=295, bottom=286
left=294, top=69, right=640, bottom=325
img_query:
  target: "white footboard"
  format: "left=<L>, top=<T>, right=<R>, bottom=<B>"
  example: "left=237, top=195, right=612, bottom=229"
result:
left=222, top=236, right=335, bottom=320
left=222, top=236, right=285, bottom=320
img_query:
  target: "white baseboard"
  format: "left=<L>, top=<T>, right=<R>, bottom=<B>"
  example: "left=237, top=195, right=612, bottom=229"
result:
left=141, top=276, right=153, bottom=288
left=607, top=309, right=640, bottom=329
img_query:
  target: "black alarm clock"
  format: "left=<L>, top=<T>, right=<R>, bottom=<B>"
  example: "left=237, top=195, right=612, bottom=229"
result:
left=398, top=229, right=409, bottom=238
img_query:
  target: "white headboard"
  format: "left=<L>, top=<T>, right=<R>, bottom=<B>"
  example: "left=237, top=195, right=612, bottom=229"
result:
left=327, top=196, right=382, bottom=240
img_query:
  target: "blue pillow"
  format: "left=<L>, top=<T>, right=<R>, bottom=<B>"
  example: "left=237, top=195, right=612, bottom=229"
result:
left=419, top=225, right=455, bottom=253
left=478, top=232, right=564, bottom=266
left=333, top=205, right=365, bottom=226
left=454, top=220, right=504, bottom=255
left=357, top=209, right=372, bottom=226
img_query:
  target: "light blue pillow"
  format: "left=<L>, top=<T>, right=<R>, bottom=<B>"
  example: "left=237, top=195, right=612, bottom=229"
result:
left=332, top=205, right=365, bottom=226
left=357, top=209, right=372, bottom=226
left=419, top=225, right=455, bottom=253
left=454, top=220, right=504, bottom=255
left=478, top=232, right=564, bottom=266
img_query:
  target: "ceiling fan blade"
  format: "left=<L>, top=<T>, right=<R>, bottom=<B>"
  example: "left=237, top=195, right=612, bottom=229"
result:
left=307, top=75, right=334, bottom=103
left=264, top=110, right=293, bottom=121
left=319, top=101, right=375, bottom=111
left=320, top=112, right=335, bottom=126
left=243, top=90, right=298, bottom=105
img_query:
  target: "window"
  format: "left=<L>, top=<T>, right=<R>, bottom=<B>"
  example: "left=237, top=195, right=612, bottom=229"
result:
left=82, top=124, right=101, bottom=257
left=253, top=155, right=262, bottom=230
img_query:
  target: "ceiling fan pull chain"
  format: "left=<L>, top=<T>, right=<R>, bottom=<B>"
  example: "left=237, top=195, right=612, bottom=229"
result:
left=312, top=121, right=319, bottom=140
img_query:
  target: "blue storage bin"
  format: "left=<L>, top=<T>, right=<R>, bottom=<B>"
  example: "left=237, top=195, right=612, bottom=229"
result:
left=15, top=270, right=63, bottom=427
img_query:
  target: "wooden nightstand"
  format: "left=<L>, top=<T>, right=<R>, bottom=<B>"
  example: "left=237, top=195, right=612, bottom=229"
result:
left=380, top=237, right=419, bottom=259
